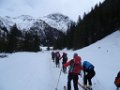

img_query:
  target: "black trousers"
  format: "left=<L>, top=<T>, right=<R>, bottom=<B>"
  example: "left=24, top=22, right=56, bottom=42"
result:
left=62, top=62, right=67, bottom=73
left=116, top=87, right=119, bottom=90
left=84, top=70, right=95, bottom=86
left=67, top=73, right=78, bottom=90
left=55, top=58, right=60, bottom=67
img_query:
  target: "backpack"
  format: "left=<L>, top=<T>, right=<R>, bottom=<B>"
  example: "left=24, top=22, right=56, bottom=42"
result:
left=56, top=52, right=60, bottom=59
left=83, top=61, right=94, bottom=71
left=115, top=71, right=120, bottom=87
left=62, top=53, right=67, bottom=63
left=69, top=59, right=81, bottom=74
left=69, top=60, right=75, bottom=72
left=114, top=77, right=120, bottom=87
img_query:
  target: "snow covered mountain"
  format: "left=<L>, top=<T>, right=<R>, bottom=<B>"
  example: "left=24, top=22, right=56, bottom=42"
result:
left=0, top=13, right=72, bottom=32
left=40, top=13, right=72, bottom=32
left=0, top=13, right=73, bottom=45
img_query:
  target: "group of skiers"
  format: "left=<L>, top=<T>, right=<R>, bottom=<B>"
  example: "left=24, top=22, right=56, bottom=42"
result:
left=51, top=51, right=68, bottom=73
left=51, top=51, right=96, bottom=90
left=51, top=51, right=120, bottom=90
left=64, top=53, right=95, bottom=90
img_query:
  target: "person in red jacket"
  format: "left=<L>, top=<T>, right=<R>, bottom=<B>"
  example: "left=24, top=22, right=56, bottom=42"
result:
left=63, top=53, right=83, bottom=90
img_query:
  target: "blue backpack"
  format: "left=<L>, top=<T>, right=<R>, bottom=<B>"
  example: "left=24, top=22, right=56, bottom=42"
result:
left=83, top=61, right=94, bottom=70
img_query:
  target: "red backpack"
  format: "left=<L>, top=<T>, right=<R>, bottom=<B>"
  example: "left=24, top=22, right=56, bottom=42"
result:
left=69, top=56, right=82, bottom=74
left=115, top=71, right=120, bottom=87
left=114, top=77, right=120, bottom=87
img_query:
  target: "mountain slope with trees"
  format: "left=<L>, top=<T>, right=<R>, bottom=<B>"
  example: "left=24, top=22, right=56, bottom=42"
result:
left=0, top=13, right=72, bottom=52
left=54, top=0, right=120, bottom=50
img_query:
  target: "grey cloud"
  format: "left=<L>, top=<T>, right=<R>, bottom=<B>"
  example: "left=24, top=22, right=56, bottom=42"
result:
left=0, top=0, right=104, bottom=21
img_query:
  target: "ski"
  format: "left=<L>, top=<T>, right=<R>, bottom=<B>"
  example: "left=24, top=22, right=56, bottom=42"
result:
left=78, top=82, right=92, bottom=90
left=78, top=82, right=86, bottom=90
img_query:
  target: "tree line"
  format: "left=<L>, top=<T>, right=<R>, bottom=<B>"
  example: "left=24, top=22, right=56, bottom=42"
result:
left=1, top=0, right=120, bottom=52
left=0, top=24, right=40, bottom=53
left=54, top=0, right=120, bottom=50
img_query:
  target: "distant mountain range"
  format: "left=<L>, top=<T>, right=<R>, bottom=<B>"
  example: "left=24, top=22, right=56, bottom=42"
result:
left=0, top=13, right=72, bottom=32
left=0, top=13, right=73, bottom=45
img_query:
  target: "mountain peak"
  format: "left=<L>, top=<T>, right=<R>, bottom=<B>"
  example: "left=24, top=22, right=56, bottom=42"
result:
left=14, top=15, right=34, bottom=21
left=41, top=13, right=73, bottom=32
left=0, top=13, right=73, bottom=32
left=45, top=13, right=70, bottom=22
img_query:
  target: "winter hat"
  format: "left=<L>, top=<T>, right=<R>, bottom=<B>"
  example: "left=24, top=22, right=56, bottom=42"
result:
left=73, top=53, right=81, bottom=64
left=74, top=56, right=81, bottom=64
left=73, top=53, right=78, bottom=58
left=63, top=52, right=67, bottom=55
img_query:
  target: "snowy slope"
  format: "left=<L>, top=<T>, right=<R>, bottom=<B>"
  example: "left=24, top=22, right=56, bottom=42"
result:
left=11, top=15, right=35, bottom=31
left=0, top=14, right=72, bottom=32
left=0, top=30, right=120, bottom=90
left=73, top=30, right=120, bottom=90
left=0, top=14, right=67, bottom=45
left=0, top=16, right=6, bottom=28
left=1, top=15, right=44, bottom=31
left=40, top=13, right=73, bottom=32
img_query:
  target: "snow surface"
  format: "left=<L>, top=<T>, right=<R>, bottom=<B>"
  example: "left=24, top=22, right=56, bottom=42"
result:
left=0, top=30, right=120, bottom=90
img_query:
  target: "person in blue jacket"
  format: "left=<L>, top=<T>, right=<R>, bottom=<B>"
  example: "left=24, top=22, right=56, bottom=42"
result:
left=83, top=61, right=95, bottom=90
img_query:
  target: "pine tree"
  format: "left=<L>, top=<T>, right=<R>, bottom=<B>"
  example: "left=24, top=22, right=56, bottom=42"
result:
left=33, top=32, right=40, bottom=52
left=23, top=31, right=40, bottom=52
left=7, top=24, right=21, bottom=52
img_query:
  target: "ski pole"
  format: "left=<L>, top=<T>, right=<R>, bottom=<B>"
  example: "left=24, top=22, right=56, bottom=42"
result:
left=55, top=68, right=62, bottom=90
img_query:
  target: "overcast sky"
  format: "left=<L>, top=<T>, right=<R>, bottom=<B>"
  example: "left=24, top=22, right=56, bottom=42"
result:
left=0, top=0, right=104, bottom=21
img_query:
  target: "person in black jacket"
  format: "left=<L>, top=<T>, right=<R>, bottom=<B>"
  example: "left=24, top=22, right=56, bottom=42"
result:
left=60, top=52, right=68, bottom=73
left=55, top=51, right=60, bottom=68
left=51, top=51, right=55, bottom=62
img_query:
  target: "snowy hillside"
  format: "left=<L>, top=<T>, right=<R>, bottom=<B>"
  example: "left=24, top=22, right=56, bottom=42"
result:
left=40, top=13, right=73, bottom=32
left=0, top=30, right=120, bottom=90
left=0, top=13, right=72, bottom=32
left=0, top=15, right=48, bottom=31
left=0, top=14, right=71, bottom=45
